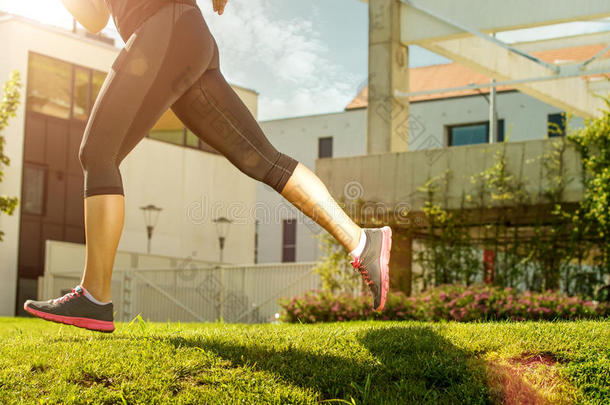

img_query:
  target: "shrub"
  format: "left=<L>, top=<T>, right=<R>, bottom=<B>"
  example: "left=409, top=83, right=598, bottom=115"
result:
left=278, top=284, right=610, bottom=323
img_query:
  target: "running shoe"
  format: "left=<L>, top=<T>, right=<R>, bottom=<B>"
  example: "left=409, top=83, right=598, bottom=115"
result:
left=24, top=285, right=115, bottom=333
left=350, top=226, right=392, bottom=311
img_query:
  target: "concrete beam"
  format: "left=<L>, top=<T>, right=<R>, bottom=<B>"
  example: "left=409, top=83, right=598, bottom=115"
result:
left=367, top=0, right=410, bottom=154
left=421, top=35, right=607, bottom=117
left=513, top=31, right=610, bottom=54
left=400, top=0, right=610, bottom=44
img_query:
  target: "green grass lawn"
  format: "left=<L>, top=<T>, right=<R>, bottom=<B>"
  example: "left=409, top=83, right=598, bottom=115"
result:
left=0, top=318, right=608, bottom=404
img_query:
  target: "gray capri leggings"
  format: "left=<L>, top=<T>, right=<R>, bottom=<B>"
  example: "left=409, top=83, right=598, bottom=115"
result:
left=78, top=1, right=298, bottom=198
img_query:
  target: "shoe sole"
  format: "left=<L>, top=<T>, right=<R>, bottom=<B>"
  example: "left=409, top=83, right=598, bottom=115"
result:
left=375, top=226, right=392, bottom=311
left=24, top=303, right=115, bottom=333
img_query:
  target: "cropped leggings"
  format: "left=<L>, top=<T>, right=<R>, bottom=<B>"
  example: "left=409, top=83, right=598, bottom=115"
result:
left=78, top=2, right=298, bottom=198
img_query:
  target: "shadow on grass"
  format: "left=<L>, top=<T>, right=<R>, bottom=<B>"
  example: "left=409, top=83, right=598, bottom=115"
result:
left=163, top=324, right=495, bottom=404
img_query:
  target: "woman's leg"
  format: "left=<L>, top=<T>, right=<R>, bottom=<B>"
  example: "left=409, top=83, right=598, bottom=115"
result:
left=171, top=45, right=362, bottom=253
left=80, top=195, right=125, bottom=302
left=171, top=39, right=390, bottom=310
left=279, top=163, right=362, bottom=252
left=76, top=3, right=215, bottom=302
left=24, top=3, right=218, bottom=330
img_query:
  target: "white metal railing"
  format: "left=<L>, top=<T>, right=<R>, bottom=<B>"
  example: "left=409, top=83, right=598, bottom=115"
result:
left=40, top=240, right=322, bottom=323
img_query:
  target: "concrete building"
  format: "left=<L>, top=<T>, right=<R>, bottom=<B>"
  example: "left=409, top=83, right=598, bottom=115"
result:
left=318, top=0, right=610, bottom=294
left=256, top=41, right=602, bottom=264
left=0, top=14, right=260, bottom=316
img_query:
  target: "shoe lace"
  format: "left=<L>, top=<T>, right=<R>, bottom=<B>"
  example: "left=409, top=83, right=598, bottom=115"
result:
left=351, top=257, right=374, bottom=286
left=53, top=286, right=83, bottom=304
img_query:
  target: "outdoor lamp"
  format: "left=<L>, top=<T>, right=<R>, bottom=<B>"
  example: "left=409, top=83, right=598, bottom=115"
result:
left=140, top=204, right=163, bottom=254
left=213, top=216, right=233, bottom=262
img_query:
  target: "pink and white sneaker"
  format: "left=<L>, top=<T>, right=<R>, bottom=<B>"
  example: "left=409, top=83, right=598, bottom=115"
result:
left=350, top=226, right=392, bottom=311
left=24, top=285, right=115, bottom=333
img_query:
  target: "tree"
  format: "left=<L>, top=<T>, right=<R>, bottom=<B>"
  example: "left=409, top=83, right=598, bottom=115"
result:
left=0, top=71, right=22, bottom=242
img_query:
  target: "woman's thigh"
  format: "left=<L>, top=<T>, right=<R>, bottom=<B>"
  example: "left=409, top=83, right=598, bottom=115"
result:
left=80, top=2, right=216, bottom=169
left=170, top=64, right=296, bottom=186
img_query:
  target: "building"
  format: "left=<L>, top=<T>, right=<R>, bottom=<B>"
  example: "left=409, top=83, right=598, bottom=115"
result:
left=255, top=41, right=610, bottom=264
left=0, top=14, right=260, bottom=316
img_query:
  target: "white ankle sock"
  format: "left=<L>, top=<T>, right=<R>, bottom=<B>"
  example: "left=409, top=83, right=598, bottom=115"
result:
left=349, top=229, right=367, bottom=259
left=80, top=285, right=111, bottom=305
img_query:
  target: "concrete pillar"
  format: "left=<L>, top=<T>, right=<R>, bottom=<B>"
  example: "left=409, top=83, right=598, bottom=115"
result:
left=367, top=0, right=410, bottom=154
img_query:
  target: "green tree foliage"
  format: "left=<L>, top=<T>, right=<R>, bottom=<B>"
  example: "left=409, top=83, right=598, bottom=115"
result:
left=568, top=99, right=610, bottom=280
left=414, top=104, right=610, bottom=298
left=0, top=71, right=22, bottom=242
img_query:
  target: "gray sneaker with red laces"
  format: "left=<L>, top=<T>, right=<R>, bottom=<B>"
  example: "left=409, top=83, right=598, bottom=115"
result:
left=350, top=226, right=392, bottom=311
left=24, top=285, right=115, bottom=333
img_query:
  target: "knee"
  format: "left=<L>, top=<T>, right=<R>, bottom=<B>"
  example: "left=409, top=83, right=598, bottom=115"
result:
left=78, top=141, right=103, bottom=173
left=261, top=152, right=299, bottom=193
left=78, top=141, right=118, bottom=174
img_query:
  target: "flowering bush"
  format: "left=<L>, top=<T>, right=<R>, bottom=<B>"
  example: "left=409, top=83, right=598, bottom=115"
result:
left=278, top=284, right=610, bottom=323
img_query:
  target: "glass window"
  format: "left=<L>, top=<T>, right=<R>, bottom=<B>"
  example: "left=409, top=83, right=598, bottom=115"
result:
left=27, top=53, right=72, bottom=119
left=72, top=68, right=90, bottom=121
left=548, top=112, right=566, bottom=137
left=149, top=130, right=184, bottom=146
left=448, top=120, right=505, bottom=146
left=449, top=123, right=488, bottom=146
left=318, top=136, right=333, bottom=158
left=282, top=219, right=296, bottom=263
left=22, top=164, right=46, bottom=215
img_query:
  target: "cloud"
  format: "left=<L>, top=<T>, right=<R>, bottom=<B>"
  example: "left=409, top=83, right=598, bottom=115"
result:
left=200, top=0, right=361, bottom=120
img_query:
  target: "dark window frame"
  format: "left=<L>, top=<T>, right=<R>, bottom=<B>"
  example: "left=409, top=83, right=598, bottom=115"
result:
left=547, top=112, right=566, bottom=138
left=318, top=136, right=333, bottom=158
left=282, top=218, right=296, bottom=263
left=446, top=119, right=505, bottom=146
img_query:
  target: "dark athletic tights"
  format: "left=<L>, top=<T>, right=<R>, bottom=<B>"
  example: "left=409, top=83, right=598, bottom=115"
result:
left=78, top=2, right=298, bottom=198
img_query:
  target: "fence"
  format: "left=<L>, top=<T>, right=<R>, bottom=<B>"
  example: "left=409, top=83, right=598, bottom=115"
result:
left=39, top=241, right=321, bottom=323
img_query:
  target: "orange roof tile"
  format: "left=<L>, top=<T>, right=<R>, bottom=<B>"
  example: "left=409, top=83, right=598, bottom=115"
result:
left=345, top=44, right=610, bottom=110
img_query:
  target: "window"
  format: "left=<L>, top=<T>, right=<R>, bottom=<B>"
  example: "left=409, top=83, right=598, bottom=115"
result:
left=548, top=112, right=566, bottom=137
left=318, top=136, right=333, bottom=158
left=26, top=52, right=108, bottom=121
left=448, top=120, right=505, bottom=146
left=282, top=219, right=296, bottom=262
left=22, top=164, right=46, bottom=215
left=27, top=53, right=72, bottom=119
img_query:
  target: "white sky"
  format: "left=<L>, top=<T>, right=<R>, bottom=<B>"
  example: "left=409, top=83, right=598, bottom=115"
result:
left=1, top=0, right=609, bottom=120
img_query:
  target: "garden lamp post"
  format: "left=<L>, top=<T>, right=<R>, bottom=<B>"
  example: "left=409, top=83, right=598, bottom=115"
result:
left=213, top=216, right=232, bottom=262
left=140, top=204, right=163, bottom=254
